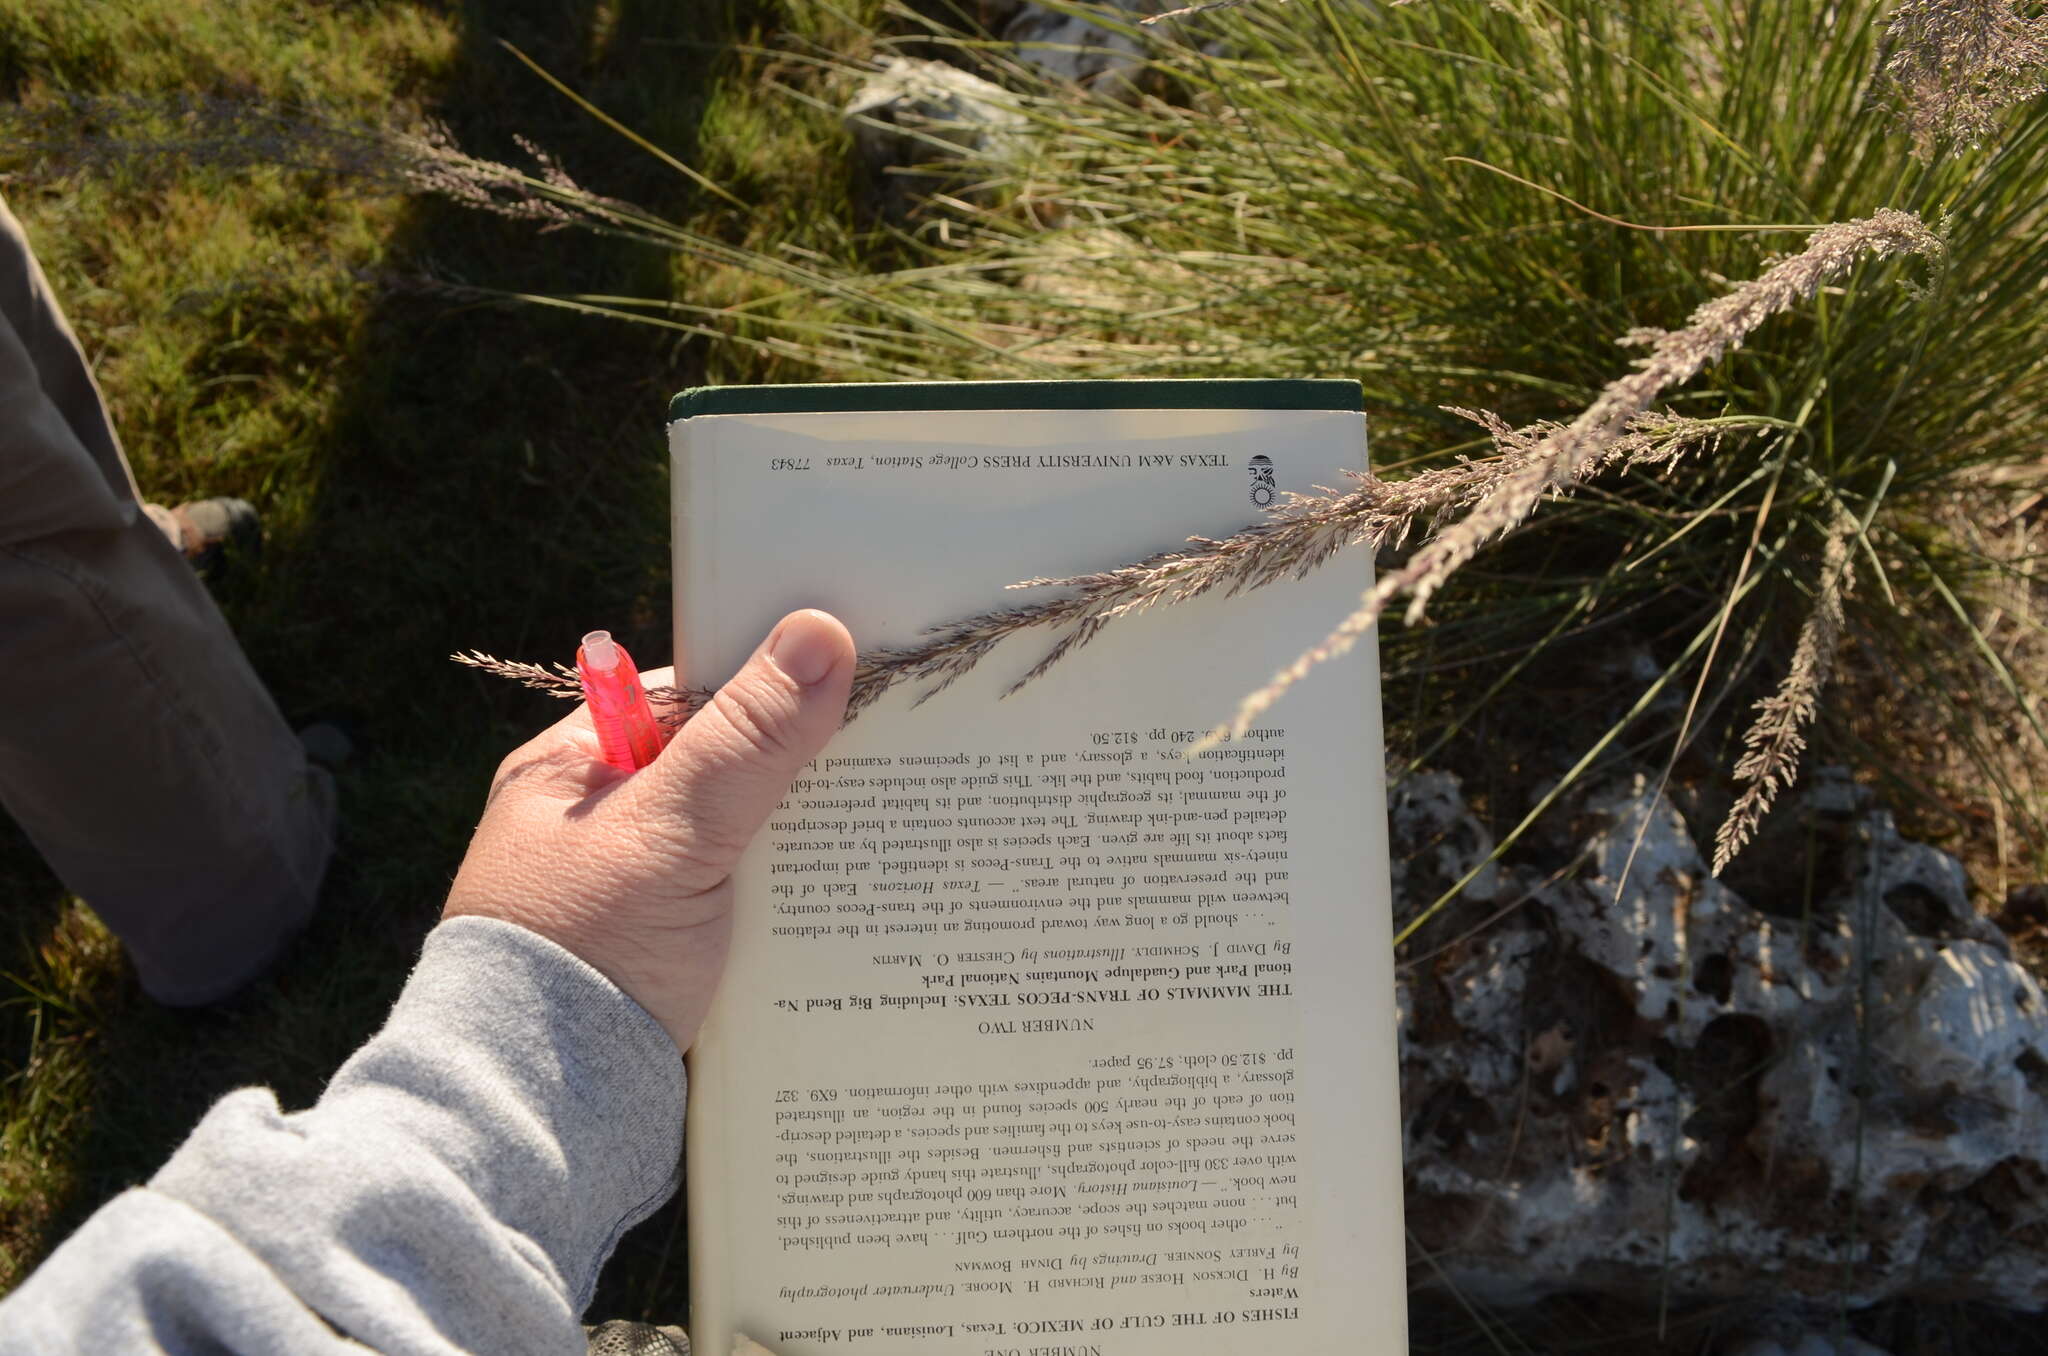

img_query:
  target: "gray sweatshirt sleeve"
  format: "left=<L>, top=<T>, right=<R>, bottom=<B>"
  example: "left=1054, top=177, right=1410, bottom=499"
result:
left=0, top=915, right=685, bottom=1355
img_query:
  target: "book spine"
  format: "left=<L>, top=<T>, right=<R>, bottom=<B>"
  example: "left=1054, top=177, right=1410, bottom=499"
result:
left=675, top=415, right=732, bottom=1356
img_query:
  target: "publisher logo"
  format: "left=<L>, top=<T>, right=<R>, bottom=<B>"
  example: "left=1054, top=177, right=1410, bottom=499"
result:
left=1248, top=454, right=1276, bottom=508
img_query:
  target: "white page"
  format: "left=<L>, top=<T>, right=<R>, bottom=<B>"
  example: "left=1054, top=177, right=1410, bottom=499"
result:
left=678, top=406, right=1404, bottom=1356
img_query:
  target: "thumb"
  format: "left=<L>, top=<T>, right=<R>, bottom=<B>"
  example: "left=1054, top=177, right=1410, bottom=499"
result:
left=620, top=609, right=854, bottom=885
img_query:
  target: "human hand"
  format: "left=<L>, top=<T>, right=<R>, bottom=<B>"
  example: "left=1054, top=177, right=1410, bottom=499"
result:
left=442, top=610, right=855, bottom=1052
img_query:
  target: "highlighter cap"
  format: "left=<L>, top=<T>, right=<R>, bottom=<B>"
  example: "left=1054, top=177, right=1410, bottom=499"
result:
left=580, top=630, right=621, bottom=671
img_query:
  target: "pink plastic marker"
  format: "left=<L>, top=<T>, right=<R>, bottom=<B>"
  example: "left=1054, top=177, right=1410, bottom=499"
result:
left=576, top=629, right=667, bottom=773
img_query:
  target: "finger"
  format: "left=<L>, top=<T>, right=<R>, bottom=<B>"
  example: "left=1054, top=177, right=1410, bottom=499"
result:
left=619, top=610, right=854, bottom=877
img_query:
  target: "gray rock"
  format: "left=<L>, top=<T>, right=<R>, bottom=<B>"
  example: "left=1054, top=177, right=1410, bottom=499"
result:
left=844, top=57, right=1027, bottom=225
left=1843, top=807, right=2011, bottom=954
left=1801, top=763, right=1871, bottom=818
left=1003, top=1, right=1156, bottom=94
left=1390, top=769, right=1501, bottom=907
left=1398, top=771, right=2048, bottom=1312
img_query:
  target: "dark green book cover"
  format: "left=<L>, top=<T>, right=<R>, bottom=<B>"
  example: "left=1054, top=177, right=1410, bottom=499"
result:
left=670, top=378, right=1362, bottom=421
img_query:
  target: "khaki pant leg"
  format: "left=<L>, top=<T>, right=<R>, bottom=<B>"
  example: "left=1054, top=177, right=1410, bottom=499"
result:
left=0, top=194, right=137, bottom=544
left=0, top=531, right=334, bottom=1004
left=0, top=194, right=334, bottom=1005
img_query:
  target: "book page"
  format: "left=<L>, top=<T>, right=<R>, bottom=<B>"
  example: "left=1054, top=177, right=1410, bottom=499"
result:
left=678, top=407, right=1404, bottom=1356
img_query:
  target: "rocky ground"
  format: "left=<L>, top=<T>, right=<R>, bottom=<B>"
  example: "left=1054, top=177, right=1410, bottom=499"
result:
left=1392, top=766, right=2048, bottom=1348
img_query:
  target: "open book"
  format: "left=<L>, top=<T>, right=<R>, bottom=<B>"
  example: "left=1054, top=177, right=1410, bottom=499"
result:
left=674, top=381, right=1404, bottom=1355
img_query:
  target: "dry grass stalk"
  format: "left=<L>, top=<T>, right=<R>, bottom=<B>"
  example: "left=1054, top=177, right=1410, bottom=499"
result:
left=1444, top=406, right=1746, bottom=487
left=419, top=166, right=1938, bottom=750
left=450, top=650, right=582, bottom=697
left=452, top=480, right=1400, bottom=725
left=452, top=201, right=1936, bottom=745
left=451, top=651, right=700, bottom=729
left=456, top=197, right=1937, bottom=752
left=1712, top=515, right=1859, bottom=873
left=451, top=524, right=1314, bottom=723
left=451, top=410, right=1745, bottom=729
left=1208, top=209, right=1943, bottom=748
left=390, top=123, right=625, bottom=230
left=1881, top=0, right=2048, bottom=151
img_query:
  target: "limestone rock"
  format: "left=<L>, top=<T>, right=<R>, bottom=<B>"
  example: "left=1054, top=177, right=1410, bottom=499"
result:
left=1397, top=771, right=2048, bottom=1312
left=1002, top=2, right=1155, bottom=94
left=844, top=57, right=1026, bottom=225
left=1389, top=769, right=1501, bottom=907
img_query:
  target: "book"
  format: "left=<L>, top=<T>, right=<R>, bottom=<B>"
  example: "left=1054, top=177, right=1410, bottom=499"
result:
left=673, top=380, right=1405, bottom=1356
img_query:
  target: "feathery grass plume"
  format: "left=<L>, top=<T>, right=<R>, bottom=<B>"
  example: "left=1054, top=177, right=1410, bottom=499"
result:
left=452, top=484, right=1351, bottom=719
left=1880, top=0, right=2048, bottom=151
left=455, top=405, right=1771, bottom=723
left=1442, top=407, right=1753, bottom=489
left=453, top=475, right=1449, bottom=722
left=450, top=651, right=583, bottom=698
left=1209, top=210, right=1944, bottom=748
left=854, top=488, right=1375, bottom=710
left=450, top=652, right=701, bottom=727
left=1712, top=516, right=1860, bottom=873
left=389, top=124, right=606, bottom=230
